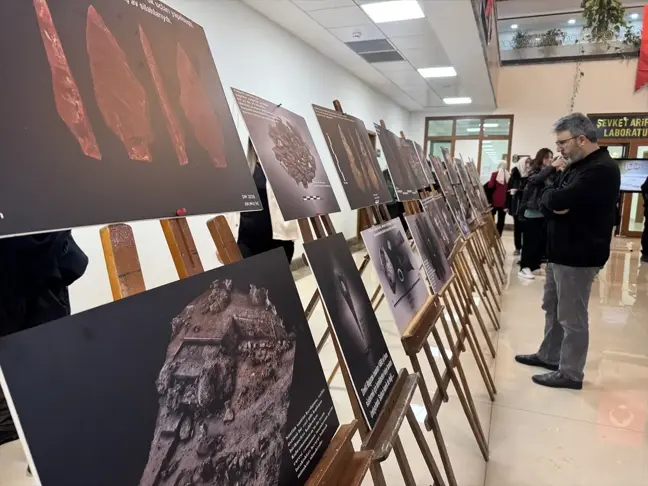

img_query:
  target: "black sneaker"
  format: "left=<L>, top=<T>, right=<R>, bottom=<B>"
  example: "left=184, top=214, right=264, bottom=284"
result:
left=514, top=353, right=559, bottom=371
left=641, top=255, right=648, bottom=264
left=532, top=371, right=583, bottom=390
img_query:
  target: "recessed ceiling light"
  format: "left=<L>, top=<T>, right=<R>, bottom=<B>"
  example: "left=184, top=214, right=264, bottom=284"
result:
left=443, top=97, right=472, bottom=105
left=631, top=13, right=639, bottom=20
left=418, top=66, right=457, bottom=78
left=466, top=128, right=480, bottom=132
left=483, top=123, right=499, bottom=128
left=511, top=24, right=518, bottom=29
left=568, top=19, right=576, bottom=25
left=361, top=1, right=425, bottom=24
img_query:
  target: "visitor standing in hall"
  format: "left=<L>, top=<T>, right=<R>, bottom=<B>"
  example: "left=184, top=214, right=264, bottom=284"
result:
left=487, top=161, right=509, bottom=235
left=515, top=113, right=620, bottom=390
left=507, top=156, right=530, bottom=256
left=517, top=148, right=554, bottom=280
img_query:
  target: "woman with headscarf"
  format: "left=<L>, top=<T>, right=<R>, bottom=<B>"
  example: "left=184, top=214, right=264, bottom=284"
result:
left=487, top=161, right=510, bottom=235
left=508, top=157, right=531, bottom=255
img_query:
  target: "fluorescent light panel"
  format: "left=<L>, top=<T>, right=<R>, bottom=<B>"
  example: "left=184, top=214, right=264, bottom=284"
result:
left=631, top=13, right=639, bottom=19
left=443, top=97, right=472, bottom=105
left=483, top=123, right=499, bottom=128
left=361, top=1, right=425, bottom=24
left=511, top=24, right=518, bottom=29
left=466, top=128, right=480, bottom=132
left=418, top=66, right=457, bottom=78
left=568, top=19, right=576, bottom=25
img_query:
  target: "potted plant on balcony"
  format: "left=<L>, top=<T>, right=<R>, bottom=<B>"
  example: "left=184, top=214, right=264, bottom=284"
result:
left=581, top=0, right=627, bottom=43
left=511, top=30, right=532, bottom=49
left=538, top=28, right=566, bottom=48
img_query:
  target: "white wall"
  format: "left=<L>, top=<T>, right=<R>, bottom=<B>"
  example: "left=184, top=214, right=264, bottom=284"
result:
left=409, top=58, right=648, bottom=157
left=69, top=0, right=411, bottom=313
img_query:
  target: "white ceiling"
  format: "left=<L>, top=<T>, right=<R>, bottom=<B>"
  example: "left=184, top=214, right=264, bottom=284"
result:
left=243, top=0, right=496, bottom=112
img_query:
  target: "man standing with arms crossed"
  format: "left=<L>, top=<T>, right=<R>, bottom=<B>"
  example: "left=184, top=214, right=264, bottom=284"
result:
left=515, top=113, right=620, bottom=389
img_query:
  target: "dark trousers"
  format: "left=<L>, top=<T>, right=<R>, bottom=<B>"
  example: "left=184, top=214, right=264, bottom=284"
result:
left=238, top=238, right=295, bottom=264
left=520, top=217, right=545, bottom=271
left=491, top=207, right=506, bottom=236
left=513, top=216, right=523, bottom=251
left=642, top=216, right=648, bottom=257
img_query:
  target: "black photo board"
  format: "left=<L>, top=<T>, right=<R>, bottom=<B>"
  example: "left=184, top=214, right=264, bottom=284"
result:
left=361, top=218, right=429, bottom=332
left=312, top=105, right=391, bottom=209
left=0, top=249, right=338, bottom=486
left=441, top=147, right=461, bottom=185
left=421, top=195, right=457, bottom=258
left=400, top=138, right=428, bottom=189
left=0, top=0, right=260, bottom=237
left=375, top=124, right=419, bottom=201
left=303, top=233, right=398, bottom=428
left=232, top=89, right=340, bottom=221
left=456, top=158, right=485, bottom=218
left=446, top=193, right=471, bottom=238
left=429, top=155, right=454, bottom=198
left=414, top=141, right=435, bottom=186
left=405, top=212, right=453, bottom=294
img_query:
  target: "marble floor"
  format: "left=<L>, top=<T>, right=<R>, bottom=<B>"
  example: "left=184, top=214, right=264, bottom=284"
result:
left=1, top=235, right=647, bottom=485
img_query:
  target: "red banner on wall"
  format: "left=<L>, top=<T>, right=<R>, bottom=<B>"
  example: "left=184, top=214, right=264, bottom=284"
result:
left=634, top=5, right=648, bottom=91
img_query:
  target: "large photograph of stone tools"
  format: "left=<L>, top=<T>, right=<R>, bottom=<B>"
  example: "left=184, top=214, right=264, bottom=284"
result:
left=375, top=124, right=420, bottom=201
left=361, top=219, right=429, bottom=332
left=0, top=250, right=338, bottom=486
left=429, top=155, right=454, bottom=198
left=446, top=193, right=471, bottom=238
left=456, top=158, right=486, bottom=216
left=414, top=141, right=436, bottom=186
left=441, top=147, right=461, bottom=185
left=401, top=138, right=428, bottom=189
left=232, top=90, right=340, bottom=220
left=304, top=233, right=398, bottom=428
left=405, top=212, right=453, bottom=294
left=0, top=0, right=260, bottom=237
left=312, top=105, right=391, bottom=209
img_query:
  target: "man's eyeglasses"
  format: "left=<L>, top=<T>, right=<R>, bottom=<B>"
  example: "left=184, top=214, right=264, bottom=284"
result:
left=555, top=136, right=578, bottom=147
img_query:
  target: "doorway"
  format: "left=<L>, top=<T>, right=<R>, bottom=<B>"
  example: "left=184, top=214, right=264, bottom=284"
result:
left=601, top=141, right=646, bottom=238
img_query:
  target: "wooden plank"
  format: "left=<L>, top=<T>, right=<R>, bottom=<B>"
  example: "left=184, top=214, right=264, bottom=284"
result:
left=160, top=217, right=203, bottom=278
left=100, top=224, right=146, bottom=300
left=207, top=215, right=242, bottom=265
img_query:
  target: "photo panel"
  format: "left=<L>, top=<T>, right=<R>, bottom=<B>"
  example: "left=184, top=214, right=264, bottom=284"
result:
left=446, top=193, right=471, bottom=238
left=1, top=0, right=261, bottom=237
left=421, top=195, right=457, bottom=259
left=414, top=141, right=436, bottom=186
left=405, top=212, right=453, bottom=294
left=456, top=158, right=485, bottom=217
left=400, top=139, right=428, bottom=189
left=312, top=105, right=391, bottom=209
left=303, top=233, right=398, bottom=428
left=0, top=250, right=338, bottom=486
left=361, top=219, right=429, bottom=331
left=441, top=147, right=461, bottom=185
left=375, top=124, right=419, bottom=201
left=232, top=89, right=340, bottom=221
left=429, top=155, right=454, bottom=197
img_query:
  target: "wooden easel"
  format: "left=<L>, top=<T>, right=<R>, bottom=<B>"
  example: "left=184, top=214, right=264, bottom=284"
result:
left=100, top=217, right=372, bottom=485
left=298, top=103, right=450, bottom=486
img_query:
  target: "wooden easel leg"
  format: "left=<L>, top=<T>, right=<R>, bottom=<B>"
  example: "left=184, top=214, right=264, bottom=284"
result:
left=316, top=327, right=330, bottom=353
left=369, top=463, right=388, bottom=486
left=440, top=290, right=466, bottom=353
left=445, top=287, right=496, bottom=400
left=427, top=415, right=458, bottom=486
left=422, top=343, right=449, bottom=403
left=370, top=284, right=382, bottom=305
left=406, top=409, right=448, bottom=486
left=410, top=353, right=446, bottom=428
left=452, top=275, right=497, bottom=359
left=327, top=362, right=340, bottom=385
left=471, top=237, right=503, bottom=296
left=457, top=253, right=501, bottom=331
left=458, top=250, right=501, bottom=325
left=393, top=437, right=417, bottom=486
left=433, top=323, right=489, bottom=461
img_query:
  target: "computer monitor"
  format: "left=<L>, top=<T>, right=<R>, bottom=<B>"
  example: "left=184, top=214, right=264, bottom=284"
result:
left=614, top=158, right=648, bottom=193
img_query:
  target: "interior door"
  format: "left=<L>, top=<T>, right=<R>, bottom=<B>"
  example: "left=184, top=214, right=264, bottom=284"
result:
left=620, top=142, right=647, bottom=238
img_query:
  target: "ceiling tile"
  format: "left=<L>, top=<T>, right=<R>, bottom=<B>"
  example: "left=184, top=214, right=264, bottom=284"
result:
left=292, top=0, right=356, bottom=11
left=377, top=18, right=430, bottom=37
left=384, top=68, right=425, bottom=85
left=328, top=23, right=385, bottom=42
left=399, top=47, right=450, bottom=69
left=307, top=6, right=371, bottom=29
left=373, top=60, right=413, bottom=73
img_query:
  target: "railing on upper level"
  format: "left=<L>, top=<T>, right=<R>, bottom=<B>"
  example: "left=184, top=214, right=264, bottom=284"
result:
left=498, top=8, right=643, bottom=65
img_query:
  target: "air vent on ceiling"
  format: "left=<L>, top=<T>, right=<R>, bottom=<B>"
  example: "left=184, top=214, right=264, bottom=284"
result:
left=344, top=39, right=404, bottom=64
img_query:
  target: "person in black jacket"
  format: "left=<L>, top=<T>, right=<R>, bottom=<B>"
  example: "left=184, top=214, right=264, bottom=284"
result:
left=515, top=113, right=620, bottom=390
left=507, top=157, right=530, bottom=255
left=0, top=231, right=88, bottom=446
left=517, top=149, right=554, bottom=279
left=642, top=176, right=648, bottom=263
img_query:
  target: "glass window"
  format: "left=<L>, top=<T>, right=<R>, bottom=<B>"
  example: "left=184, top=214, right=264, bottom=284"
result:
left=482, top=118, right=511, bottom=137
left=454, top=139, right=480, bottom=165
left=427, top=119, right=453, bottom=137
left=428, top=140, right=451, bottom=159
left=480, top=140, right=510, bottom=183
left=455, top=118, right=482, bottom=137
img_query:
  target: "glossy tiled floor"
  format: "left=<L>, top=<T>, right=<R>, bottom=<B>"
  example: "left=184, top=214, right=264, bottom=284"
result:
left=1, top=235, right=647, bottom=485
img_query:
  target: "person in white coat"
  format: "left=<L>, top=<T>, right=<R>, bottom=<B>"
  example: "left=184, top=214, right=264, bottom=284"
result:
left=225, top=141, right=299, bottom=263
